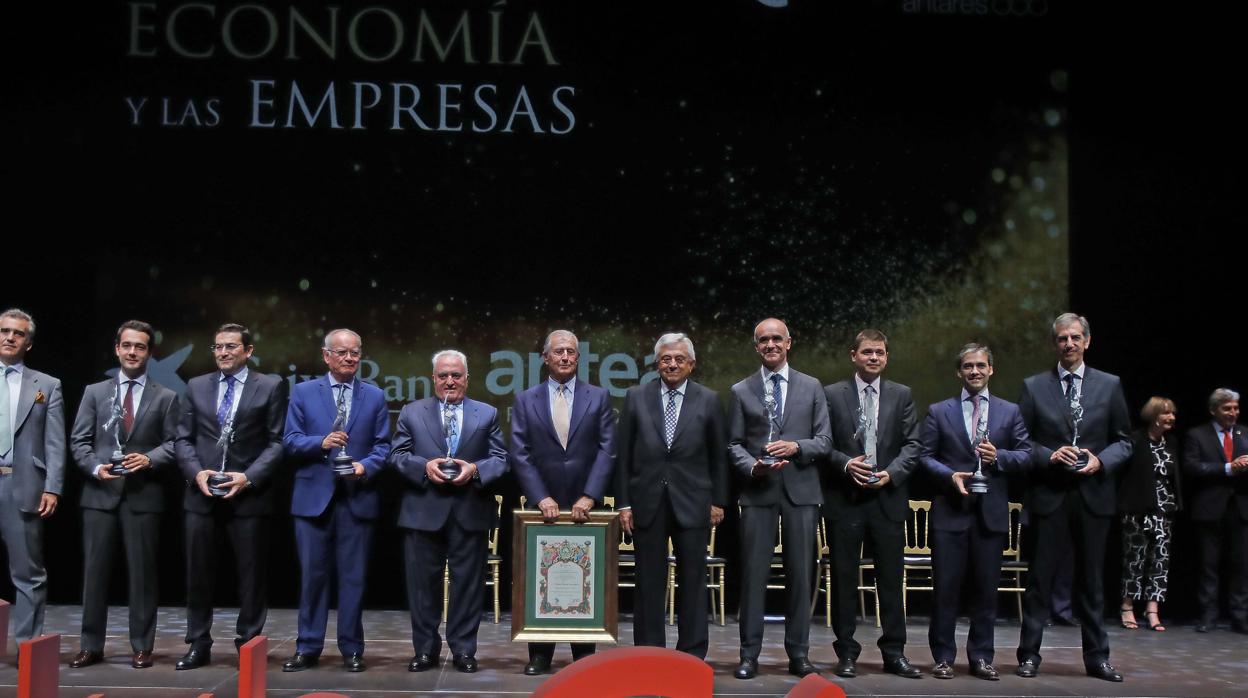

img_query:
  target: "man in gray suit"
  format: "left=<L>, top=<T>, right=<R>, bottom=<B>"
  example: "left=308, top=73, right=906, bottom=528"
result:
left=823, top=328, right=923, bottom=679
left=728, top=318, right=831, bottom=679
left=68, top=320, right=180, bottom=669
left=0, top=308, right=65, bottom=644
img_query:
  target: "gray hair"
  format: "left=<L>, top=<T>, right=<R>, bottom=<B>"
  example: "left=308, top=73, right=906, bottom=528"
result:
left=1, top=308, right=35, bottom=340
left=654, top=332, right=696, bottom=361
left=1209, top=388, right=1240, bottom=411
left=955, top=343, right=993, bottom=369
left=542, top=329, right=579, bottom=355
left=1051, top=312, right=1090, bottom=340
left=323, top=328, right=362, bottom=349
left=432, top=349, right=469, bottom=373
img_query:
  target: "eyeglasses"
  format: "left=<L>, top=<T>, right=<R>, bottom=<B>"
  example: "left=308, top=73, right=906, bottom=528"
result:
left=327, top=349, right=362, bottom=358
left=209, top=343, right=244, bottom=352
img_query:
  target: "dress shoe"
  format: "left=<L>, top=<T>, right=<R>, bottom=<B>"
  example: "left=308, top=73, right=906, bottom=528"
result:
left=343, top=654, right=365, bottom=672
left=970, top=658, right=999, bottom=680
left=1087, top=662, right=1123, bottom=682
left=1016, top=659, right=1038, bottom=678
left=883, top=656, right=921, bottom=678
left=788, top=657, right=818, bottom=677
left=282, top=652, right=319, bottom=672
left=131, top=650, right=154, bottom=669
left=175, top=648, right=210, bottom=671
left=409, top=653, right=439, bottom=672
left=453, top=654, right=478, bottom=673
left=734, top=657, right=758, bottom=679
left=833, top=657, right=857, bottom=678
left=523, top=656, right=551, bottom=676
left=69, top=650, right=104, bottom=668
left=931, top=661, right=953, bottom=679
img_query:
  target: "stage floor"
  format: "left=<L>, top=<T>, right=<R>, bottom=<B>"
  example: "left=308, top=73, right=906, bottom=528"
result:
left=1, top=606, right=1245, bottom=697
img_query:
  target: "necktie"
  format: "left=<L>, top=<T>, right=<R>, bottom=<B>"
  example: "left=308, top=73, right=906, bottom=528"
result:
left=1064, top=374, right=1080, bottom=414
left=122, top=380, right=136, bottom=435
left=216, top=375, right=237, bottom=427
left=445, top=403, right=460, bottom=457
left=553, top=384, right=570, bottom=449
left=862, top=385, right=877, bottom=464
left=663, top=389, right=678, bottom=448
left=0, top=367, right=12, bottom=457
left=1224, top=428, right=1234, bottom=463
left=335, top=384, right=347, bottom=422
left=970, top=394, right=982, bottom=444
left=770, top=373, right=784, bottom=423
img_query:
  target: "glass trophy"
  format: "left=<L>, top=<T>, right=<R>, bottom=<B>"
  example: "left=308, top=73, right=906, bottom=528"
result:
left=759, top=391, right=779, bottom=466
left=103, top=382, right=129, bottom=476
left=208, top=420, right=235, bottom=496
left=969, top=413, right=990, bottom=495
left=330, top=399, right=355, bottom=476
left=1068, top=401, right=1088, bottom=472
left=856, top=405, right=880, bottom=484
left=439, top=397, right=461, bottom=479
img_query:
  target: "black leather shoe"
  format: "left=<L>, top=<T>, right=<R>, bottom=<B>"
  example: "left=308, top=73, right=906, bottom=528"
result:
left=788, top=657, right=818, bottom=677
left=523, top=656, right=551, bottom=676
left=131, top=650, right=154, bottom=669
left=833, top=657, right=857, bottom=678
left=970, top=658, right=999, bottom=680
left=884, top=656, right=921, bottom=678
left=69, top=650, right=104, bottom=668
left=1016, top=659, right=1038, bottom=678
left=343, top=654, right=365, bottom=672
left=175, top=648, right=210, bottom=671
left=1087, top=662, right=1123, bottom=682
left=932, top=661, right=953, bottom=679
left=453, top=654, right=478, bottom=673
left=734, top=657, right=758, bottom=679
left=408, top=654, right=438, bottom=672
left=282, top=653, right=319, bottom=672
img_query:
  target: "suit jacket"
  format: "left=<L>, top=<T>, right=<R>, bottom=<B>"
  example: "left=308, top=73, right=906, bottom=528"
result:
left=823, top=377, right=921, bottom=522
left=1018, top=366, right=1132, bottom=517
left=615, top=379, right=728, bottom=529
left=389, top=397, right=509, bottom=532
left=919, top=394, right=1031, bottom=533
left=283, top=376, right=391, bottom=520
left=1118, top=429, right=1183, bottom=515
left=510, top=380, right=615, bottom=507
left=727, top=368, right=832, bottom=507
left=7, top=367, right=66, bottom=514
left=1182, top=422, right=1248, bottom=523
left=70, top=378, right=179, bottom=513
left=175, top=371, right=286, bottom=516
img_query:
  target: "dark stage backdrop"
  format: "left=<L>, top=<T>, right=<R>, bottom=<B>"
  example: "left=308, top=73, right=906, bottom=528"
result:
left=32, top=0, right=1234, bottom=621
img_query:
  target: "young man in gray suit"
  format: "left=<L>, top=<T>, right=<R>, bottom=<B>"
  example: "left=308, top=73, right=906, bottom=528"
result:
left=728, top=318, right=831, bottom=679
left=0, top=308, right=65, bottom=645
left=69, top=320, right=180, bottom=669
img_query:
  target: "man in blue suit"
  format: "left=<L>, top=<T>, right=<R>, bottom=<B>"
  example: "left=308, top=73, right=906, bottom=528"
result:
left=281, top=329, right=391, bottom=673
left=1014, top=313, right=1132, bottom=683
left=390, top=349, right=508, bottom=674
left=920, top=343, right=1030, bottom=681
left=510, top=329, right=615, bottom=675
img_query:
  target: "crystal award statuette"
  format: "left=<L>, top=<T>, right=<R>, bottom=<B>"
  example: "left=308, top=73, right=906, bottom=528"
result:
left=759, top=391, right=779, bottom=466
left=439, top=395, right=461, bottom=479
left=969, top=412, right=990, bottom=495
left=208, top=420, right=235, bottom=496
left=102, top=382, right=129, bottom=476
left=1068, top=400, right=1088, bottom=473
left=330, top=395, right=355, bottom=476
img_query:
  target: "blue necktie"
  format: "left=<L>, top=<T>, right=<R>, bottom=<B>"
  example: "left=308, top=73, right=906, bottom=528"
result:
left=216, top=375, right=237, bottom=426
left=0, top=367, right=13, bottom=457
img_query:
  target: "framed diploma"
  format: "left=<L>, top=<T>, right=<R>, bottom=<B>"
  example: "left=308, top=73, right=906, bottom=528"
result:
left=510, top=510, right=619, bottom=643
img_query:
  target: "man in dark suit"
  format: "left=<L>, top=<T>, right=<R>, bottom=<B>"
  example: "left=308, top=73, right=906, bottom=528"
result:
left=616, top=332, right=727, bottom=659
left=510, top=329, right=615, bottom=675
left=0, top=308, right=65, bottom=645
left=822, top=328, right=922, bottom=679
left=1182, top=387, right=1248, bottom=634
left=281, top=329, right=391, bottom=673
left=728, top=318, right=831, bottom=679
left=390, top=349, right=508, bottom=674
left=68, top=320, right=179, bottom=669
left=919, top=343, right=1031, bottom=681
left=173, top=323, right=285, bottom=670
left=1014, top=313, right=1131, bottom=682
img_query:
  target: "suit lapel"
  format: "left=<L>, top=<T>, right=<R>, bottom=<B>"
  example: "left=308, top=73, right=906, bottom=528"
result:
left=534, top=383, right=562, bottom=446
left=670, top=381, right=699, bottom=446
left=129, top=379, right=159, bottom=438
left=876, top=379, right=894, bottom=446
left=232, top=371, right=264, bottom=423
left=13, top=371, right=38, bottom=433
left=1045, top=370, right=1072, bottom=438
left=745, top=371, right=766, bottom=414
left=421, top=399, right=447, bottom=446
left=344, top=379, right=364, bottom=431
left=566, top=381, right=591, bottom=443
left=461, top=399, right=480, bottom=444
left=941, top=398, right=974, bottom=459
left=841, top=381, right=860, bottom=430
left=199, top=376, right=222, bottom=440
left=644, top=380, right=666, bottom=445
left=778, top=373, right=796, bottom=428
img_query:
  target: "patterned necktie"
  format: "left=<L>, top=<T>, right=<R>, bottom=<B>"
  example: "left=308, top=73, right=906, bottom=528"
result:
left=862, top=385, right=877, bottom=464
left=123, top=380, right=136, bottom=435
left=770, top=373, right=784, bottom=423
left=553, top=384, right=570, bottom=449
left=444, top=403, right=459, bottom=457
left=335, top=384, right=347, bottom=421
left=663, top=388, right=678, bottom=448
left=970, top=394, right=982, bottom=444
left=1064, top=374, right=1080, bottom=414
left=216, top=374, right=237, bottom=427
left=1223, top=428, right=1234, bottom=463
left=0, top=367, right=12, bottom=457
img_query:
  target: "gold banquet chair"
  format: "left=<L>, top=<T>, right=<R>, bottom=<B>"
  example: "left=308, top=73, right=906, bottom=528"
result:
left=815, top=518, right=834, bottom=627
left=441, top=494, right=506, bottom=624
left=901, top=499, right=934, bottom=617
left=999, top=501, right=1028, bottom=621
left=665, top=523, right=728, bottom=627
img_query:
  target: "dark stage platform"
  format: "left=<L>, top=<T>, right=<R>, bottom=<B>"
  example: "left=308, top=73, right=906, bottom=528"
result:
left=0, top=606, right=1244, bottom=697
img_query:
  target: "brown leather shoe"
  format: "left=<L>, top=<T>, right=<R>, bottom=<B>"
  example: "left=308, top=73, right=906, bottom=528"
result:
left=69, top=650, right=104, bottom=668
left=132, top=650, right=154, bottom=669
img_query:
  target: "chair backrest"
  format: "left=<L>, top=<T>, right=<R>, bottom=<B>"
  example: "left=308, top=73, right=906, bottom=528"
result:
left=1005, top=501, right=1023, bottom=559
left=707, top=524, right=719, bottom=556
left=489, top=494, right=503, bottom=555
left=904, top=499, right=932, bottom=555
left=817, top=517, right=830, bottom=556
left=519, top=494, right=529, bottom=510
left=602, top=496, right=633, bottom=552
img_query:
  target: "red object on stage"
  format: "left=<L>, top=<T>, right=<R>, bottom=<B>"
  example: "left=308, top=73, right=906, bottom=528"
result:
left=18, top=633, right=60, bottom=698
left=787, top=673, right=848, bottom=698
left=238, top=635, right=267, bottom=698
left=532, top=647, right=712, bottom=698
